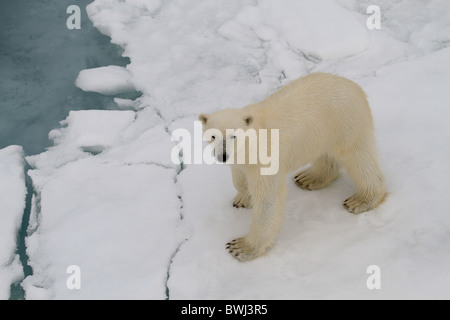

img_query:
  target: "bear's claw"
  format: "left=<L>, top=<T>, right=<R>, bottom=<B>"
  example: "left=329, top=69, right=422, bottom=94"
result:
left=343, top=192, right=386, bottom=214
left=294, top=170, right=335, bottom=191
left=233, top=192, right=252, bottom=209
left=226, top=238, right=262, bottom=262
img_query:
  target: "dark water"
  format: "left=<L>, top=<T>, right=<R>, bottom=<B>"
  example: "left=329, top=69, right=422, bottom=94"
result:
left=0, top=0, right=133, bottom=299
left=0, top=0, right=132, bottom=156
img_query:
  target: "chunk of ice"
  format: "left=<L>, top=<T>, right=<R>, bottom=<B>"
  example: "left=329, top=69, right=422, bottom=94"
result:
left=76, top=66, right=135, bottom=95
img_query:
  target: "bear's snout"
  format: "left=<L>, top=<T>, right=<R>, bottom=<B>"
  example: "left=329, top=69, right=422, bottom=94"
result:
left=216, top=152, right=229, bottom=163
left=213, top=140, right=229, bottom=163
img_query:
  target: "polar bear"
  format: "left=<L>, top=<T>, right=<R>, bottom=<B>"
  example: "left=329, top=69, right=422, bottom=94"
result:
left=199, top=72, right=386, bottom=262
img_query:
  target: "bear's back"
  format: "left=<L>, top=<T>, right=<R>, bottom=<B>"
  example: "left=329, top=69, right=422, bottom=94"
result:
left=252, top=73, right=374, bottom=167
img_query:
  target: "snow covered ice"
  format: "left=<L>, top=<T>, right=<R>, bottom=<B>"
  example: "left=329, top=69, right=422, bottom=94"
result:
left=1, top=0, right=450, bottom=299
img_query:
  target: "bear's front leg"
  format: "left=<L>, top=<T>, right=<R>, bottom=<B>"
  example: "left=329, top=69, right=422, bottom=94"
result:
left=227, top=172, right=286, bottom=261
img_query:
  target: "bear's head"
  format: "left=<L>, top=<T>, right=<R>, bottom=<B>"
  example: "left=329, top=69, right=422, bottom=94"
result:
left=199, top=108, right=253, bottom=164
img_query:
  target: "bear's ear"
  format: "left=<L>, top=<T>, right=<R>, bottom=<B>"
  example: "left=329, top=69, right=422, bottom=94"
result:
left=199, top=113, right=208, bottom=125
left=244, top=116, right=253, bottom=126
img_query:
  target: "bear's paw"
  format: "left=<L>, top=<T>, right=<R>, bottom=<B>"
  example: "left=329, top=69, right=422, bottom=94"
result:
left=233, top=192, right=252, bottom=209
left=294, top=169, right=337, bottom=191
left=226, top=238, right=264, bottom=262
left=343, top=192, right=386, bottom=214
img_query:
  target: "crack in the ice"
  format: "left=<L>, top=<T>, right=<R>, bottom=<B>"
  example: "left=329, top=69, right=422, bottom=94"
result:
left=165, top=161, right=186, bottom=298
left=164, top=240, right=186, bottom=300
left=9, top=164, right=35, bottom=300
left=122, top=161, right=175, bottom=171
left=152, top=105, right=189, bottom=299
left=164, top=169, right=186, bottom=297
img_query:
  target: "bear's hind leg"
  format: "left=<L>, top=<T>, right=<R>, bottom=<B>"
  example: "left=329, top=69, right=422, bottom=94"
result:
left=339, top=149, right=386, bottom=214
left=294, top=154, right=340, bottom=191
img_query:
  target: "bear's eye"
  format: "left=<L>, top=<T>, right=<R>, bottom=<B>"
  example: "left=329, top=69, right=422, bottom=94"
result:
left=211, top=135, right=215, bottom=140
left=230, top=135, right=236, bottom=139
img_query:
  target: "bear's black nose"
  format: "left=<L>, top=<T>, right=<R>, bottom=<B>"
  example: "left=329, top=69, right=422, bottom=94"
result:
left=222, top=153, right=228, bottom=162
left=216, top=152, right=229, bottom=163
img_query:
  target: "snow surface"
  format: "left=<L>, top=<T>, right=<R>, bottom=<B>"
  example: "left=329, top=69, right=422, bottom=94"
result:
left=7, top=0, right=450, bottom=299
left=0, top=146, right=26, bottom=299
left=49, top=110, right=136, bottom=153
left=23, top=158, right=181, bottom=299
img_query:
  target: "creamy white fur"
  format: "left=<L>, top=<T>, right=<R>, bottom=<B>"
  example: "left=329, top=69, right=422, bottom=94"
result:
left=200, top=72, right=386, bottom=261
